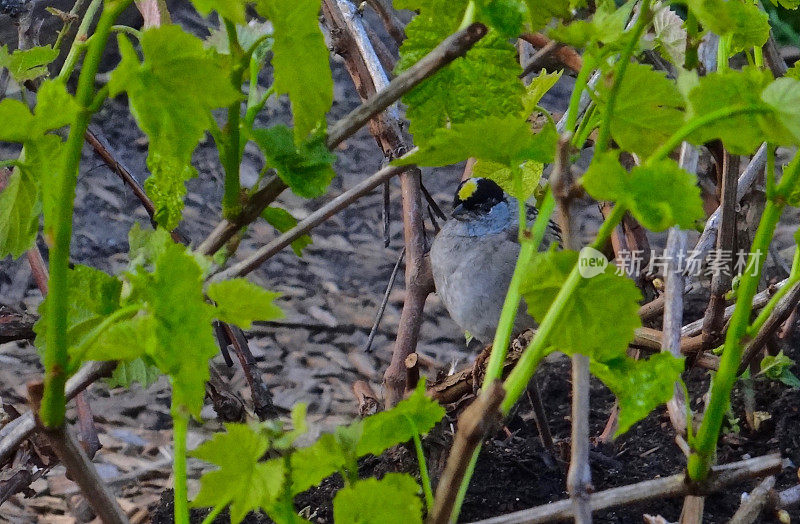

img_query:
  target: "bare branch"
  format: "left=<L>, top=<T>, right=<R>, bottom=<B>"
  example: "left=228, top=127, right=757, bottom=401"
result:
left=729, top=475, right=776, bottom=524
left=467, top=454, right=782, bottom=524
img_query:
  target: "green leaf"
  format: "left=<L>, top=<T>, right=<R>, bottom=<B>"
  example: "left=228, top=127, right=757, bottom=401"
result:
left=206, top=21, right=273, bottom=55
left=33, top=80, right=80, bottom=132
left=356, top=380, right=445, bottom=457
left=759, top=350, right=800, bottom=388
left=83, top=315, right=157, bottom=362
left=25, top=135, right=65, bottom=237
left=0, top=99, right=35, bottom=141
left=261, top=206, right=312, bottom=256
left=333, top=474, right=424, bottom=524
left=191, top=423, right=284, bottom=523
left=476, top=0, right=527, bottom=36
left=0, top=44, right=58, bottom=83
left=395, top=116, right=556, bottom=168
left=396, top=0, right=524, bottom=143
left=207, top=278, right=284, bottom=329
left=548, top=0, right=634, bottom=50
left=106, top=357, right=162, bottom=389
left=127, top=223, right=174, bottom=270
left=686, top=67, right=778, bottom=154
left=524, top=0, right=572, bottom=33
left=581, top=153, right=704, bottom=231
left=250, top=125, right=336, bottom=198
left=522, top=70, right=562, bottom=117
left=761, top=77, right=800, bottom=145
left=0, top=168, right=40, bottom=259
left=127, top=242, right=217, bottom=417
left=290, top=381, right=444, bottom=494
left=472, top=159, right=544, bottom=201
left=34, top=265, right=122, bottom=363
left=590, top=353, right=685, bottom=435
left=256, top=0, right=333, bottom=141
left=521, top=250, right=642, bottom=362
left=108, top=26, right=241, bottom=229
left=190, top=0, right=247, bottom=24
left=684, top=0, right=770, bottom=52
left=597, top=63, right=685, bottom=157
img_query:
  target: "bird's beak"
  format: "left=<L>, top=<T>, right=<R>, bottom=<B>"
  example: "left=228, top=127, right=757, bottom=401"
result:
left=451, top=203, right=467, bottom=219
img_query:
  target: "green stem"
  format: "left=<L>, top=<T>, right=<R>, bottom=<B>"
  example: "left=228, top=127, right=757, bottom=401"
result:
left=688, top=156, right=800, bottom=481
left=57, top=0, right=103, bottom=81
left=565, top=56, right=595, bottom=134
left=41, top=0, right=132, bottom=429
left=648, top=105, right=772, bottom=164
left=412, top=432, right=434, bottom=511
left=200, top=504, right=224, bottom=524
left=572, top=101, right=597, bottom=148
left=222, top=19, right=245, bottom=218
left=717, top=35, right=731, bottom=72
left=457, top=1, right=477, bottom=31
left=172, top=406, right=190, bottom=524
left=596, top=0, right=652, bottom=153
left=53, top=0, right=90, bottom=52
left=110, top=24, right=142, bottom=40
left=766, top=144, right=776, bottom=198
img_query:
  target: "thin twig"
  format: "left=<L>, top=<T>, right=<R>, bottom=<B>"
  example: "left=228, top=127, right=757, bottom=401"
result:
left=365, top=248, right=405, bottom=353
left=222, top=324, right=277, bottom=420
left=467, top=454, right=782, bottom=524
left=365, top=0, right=406, bottom=44
left=520, top=33, right=582, bottom=73
left=212, top=163, right=408, bottom=280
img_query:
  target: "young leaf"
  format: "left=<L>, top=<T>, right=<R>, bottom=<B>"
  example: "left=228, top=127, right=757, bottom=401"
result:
left=250, top=126, right=336, bottom=198
left=0, top=44, right=58, bottom=83
left=34, top=265, right=123, bottom=361
left=207, top=278, right=284, bottom=329
left=476, top=0, right=527, bottom=36
left=522, top=70, right=562, bottom=118
left=524, top=0, right=572, bottom=34
left=106, top=357, right=162, bottom=389
left=356, top=380, right=445, bottom=457
left=761, top=77, right=800, bottom=145
left=190, top=0, right=247, bottom=24
left=686, top=66, right=776, bottom=154
left=471, top=159, right=544, bottom=201
left=581, top=153, right=704, bottom=231
left=290, top=381, right=444, bottom=494
left=395, top=0, right=524, bottom=143
left=191, top=423, right=285, bottom=523
left=261, top=206, right=312, bottom=256
left=108, top=26, right=241, bottom=230
left=590, top=353, right=685, bottom=435
left=127, top=223, right=174, bottom=270
left=652, top=3, right=687, bottom=67
left=395, top=116, right=556, bottom=168
left=333, top=474, right=424, bottom=524
left=0, top=99, right=35, bottom=141
left=82, top=315, right=157, bottom=363
left=683, top=0, right=769, bottom=52
left=126, top=242, right=218, bottom=417
left=596, top=63, right=685, bottom=157
left=759, top=351, right=800, bottom=388
left=0, top=168, right=40, bottom=259
left=520, top=250, right=642, bottom=363
left=256, top=0, right=333, bottom=141
left=548, top=0, right=634, bottom=50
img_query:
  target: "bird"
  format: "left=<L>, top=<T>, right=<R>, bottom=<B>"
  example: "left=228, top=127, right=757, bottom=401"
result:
left=429, top=177, right=561, bottom=345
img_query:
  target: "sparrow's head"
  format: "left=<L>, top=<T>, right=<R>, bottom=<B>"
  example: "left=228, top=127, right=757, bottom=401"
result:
left=452, top=177, right=507, bottom=220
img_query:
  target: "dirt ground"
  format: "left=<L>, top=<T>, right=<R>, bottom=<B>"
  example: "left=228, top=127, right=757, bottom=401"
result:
left=1, top=3, right=799, bottom=523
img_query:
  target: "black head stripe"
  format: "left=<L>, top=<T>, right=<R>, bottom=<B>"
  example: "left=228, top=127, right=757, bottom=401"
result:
left=453, top=177, right=506, bottom=213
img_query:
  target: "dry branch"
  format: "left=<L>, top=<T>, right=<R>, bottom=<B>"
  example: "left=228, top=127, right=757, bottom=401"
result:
left=661, top=142, right=698, bottom=436
left=729, top=475, right=776, bottom=524
left=468, top=454, right=782, bottom=524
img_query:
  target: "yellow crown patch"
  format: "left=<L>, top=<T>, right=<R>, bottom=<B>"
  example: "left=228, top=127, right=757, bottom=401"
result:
left=458, top=180, right=478, bottom=201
